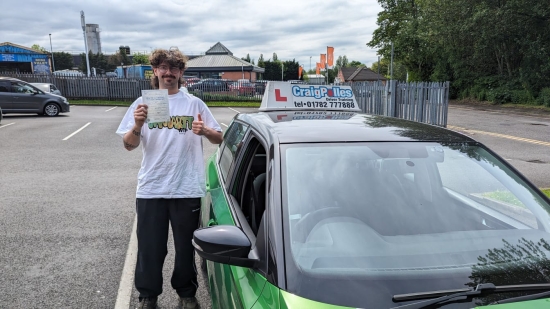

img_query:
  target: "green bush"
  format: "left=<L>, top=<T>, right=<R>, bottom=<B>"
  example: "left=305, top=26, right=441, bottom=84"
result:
left=486, top=87, right=513, bottom=104
left=537, top=88, right=550, bottom=107
left=510, top=89, right=535, bottom=104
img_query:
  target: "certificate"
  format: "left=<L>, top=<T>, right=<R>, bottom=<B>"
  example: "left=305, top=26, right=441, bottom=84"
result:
left=142, top=89, right=170, bottom=123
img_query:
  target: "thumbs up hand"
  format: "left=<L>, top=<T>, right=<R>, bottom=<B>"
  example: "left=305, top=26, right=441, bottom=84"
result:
left=192, top=114, right=206, bottom=135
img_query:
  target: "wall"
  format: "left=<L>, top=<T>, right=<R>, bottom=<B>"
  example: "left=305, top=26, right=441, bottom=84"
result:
left=222, top=71, right=256, bottom=81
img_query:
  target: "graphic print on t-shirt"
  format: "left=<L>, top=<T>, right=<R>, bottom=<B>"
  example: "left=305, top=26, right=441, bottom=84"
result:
left=147, top=115, right=194, bottom=133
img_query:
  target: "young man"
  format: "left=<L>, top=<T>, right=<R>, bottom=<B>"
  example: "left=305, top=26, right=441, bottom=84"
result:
left=116, top=48, right=223, bottom=309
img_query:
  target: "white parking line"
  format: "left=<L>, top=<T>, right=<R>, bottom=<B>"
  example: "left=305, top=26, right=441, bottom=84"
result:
left=0, top=122, right=15, bottom=128
left=106, top=106, right=118, bottom=112
left=221, top=123, right=228, bottom=127
left=114, top=215, right=138, bottom=309
left=227, top=107, right=240, bottom=113
left=63, top=122, right=91, bottom=140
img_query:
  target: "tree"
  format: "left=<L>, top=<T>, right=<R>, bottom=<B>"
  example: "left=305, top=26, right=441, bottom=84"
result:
left=132, top=52, right=150, bottom=65
left=31, top=44, right=47, bottom=52
left=262, top=60, right=283, bottom=81
left=257, top=54, right=265, bottom=68
left=371, top=57, right=407, bottom=81
left=368, top=0, right=550, bottom=100
left=335, top=55, right=349, bottom=69
left=241, top=53, right=251, bottom=63
left=349, top=60, right=365, bottom=67
left=108, top=51, right=132, bottom=69
left=52, top=52, right=74, bottom=71
left=272, top=53, right=278, bottom=61
left=282, top=59, right=300, bottom=81
left=80, top=52, right=115, bottom=75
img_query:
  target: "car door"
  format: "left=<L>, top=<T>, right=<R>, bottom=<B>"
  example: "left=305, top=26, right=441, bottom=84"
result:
left=0, top=81, right=12, bottom=111
left=204, top=121, right=270, bottom=309
left=10, top=82, right=43, bottom=112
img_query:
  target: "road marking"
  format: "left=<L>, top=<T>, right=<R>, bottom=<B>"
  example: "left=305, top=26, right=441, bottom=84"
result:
left=0, top=122, right=15, bottom=128
left=448, top=125, right=550, bottom=147
left=227, top=107, right=240, bottom=113
left=63, top=122, right=91, bottom=140
left=115, top=215, right=138, bottom=309
left=106, top=106, right=118, bottom=112
left=221, top=123, right=228, bottom=127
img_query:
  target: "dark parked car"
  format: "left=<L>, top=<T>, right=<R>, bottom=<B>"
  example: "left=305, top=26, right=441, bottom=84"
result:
left=254, top=80, right=268, bottom=95
left=0, top=77, right=70, bottom=116
left=194, top=81, right=550, bottom=309
left=187, top=79, right=231, bottom=92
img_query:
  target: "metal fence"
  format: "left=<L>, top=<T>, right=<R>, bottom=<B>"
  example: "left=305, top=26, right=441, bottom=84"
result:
left=1, top=72, right=154, bottom=100
left=1, top=72, right=449, bottom=126
left=345, top=80, right=450, bottom=127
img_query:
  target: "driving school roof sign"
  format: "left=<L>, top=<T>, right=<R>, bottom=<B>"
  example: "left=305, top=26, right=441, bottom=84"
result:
left=259, top=81, right=360, bottom=112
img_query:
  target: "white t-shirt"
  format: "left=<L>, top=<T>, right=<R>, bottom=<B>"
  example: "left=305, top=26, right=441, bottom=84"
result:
left=116, top=90, right=221, bottom=199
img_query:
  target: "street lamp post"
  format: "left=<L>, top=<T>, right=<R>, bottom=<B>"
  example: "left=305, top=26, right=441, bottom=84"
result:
left=309, top=56, right=312, bottom=73
left=281, top=62, right=284, bottom=81
left=80, top=10, right=91, bottom=77
left=49, top=34, right=55, bottom=72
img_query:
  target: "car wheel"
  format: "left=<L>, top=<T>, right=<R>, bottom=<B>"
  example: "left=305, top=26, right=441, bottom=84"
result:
left=43, top=103, right=60, bottom=117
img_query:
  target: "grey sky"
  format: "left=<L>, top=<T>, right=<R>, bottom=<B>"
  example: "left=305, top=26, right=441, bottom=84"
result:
left=1, top=0, right=383, bottom=70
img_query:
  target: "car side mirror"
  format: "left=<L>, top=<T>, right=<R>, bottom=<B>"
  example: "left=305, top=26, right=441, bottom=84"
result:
left=193, top=225, right=258, bottom=268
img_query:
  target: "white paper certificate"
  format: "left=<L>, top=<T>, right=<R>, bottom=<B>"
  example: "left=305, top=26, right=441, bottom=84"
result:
left=142, top=89, right=170, bottom=123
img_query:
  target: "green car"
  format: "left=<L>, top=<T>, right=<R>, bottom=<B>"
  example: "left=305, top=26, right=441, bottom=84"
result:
left=193, top=82, right=550, bottom=308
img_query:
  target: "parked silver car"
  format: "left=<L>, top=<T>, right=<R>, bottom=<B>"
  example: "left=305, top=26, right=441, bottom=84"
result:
left=0, top=77, right=70, bottom=117
left=30, top=82, right=62, bottom=96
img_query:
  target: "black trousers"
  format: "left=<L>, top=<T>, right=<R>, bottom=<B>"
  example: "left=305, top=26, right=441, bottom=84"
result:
left=134, top=198, right=201, bottom=299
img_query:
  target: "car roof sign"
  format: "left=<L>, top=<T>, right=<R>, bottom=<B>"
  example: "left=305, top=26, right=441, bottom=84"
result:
left=259, top=81, right=361, bottom=112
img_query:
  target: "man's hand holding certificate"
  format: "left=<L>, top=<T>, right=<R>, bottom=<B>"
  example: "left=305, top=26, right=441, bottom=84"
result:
left=142, top=89, right=170, bottom=123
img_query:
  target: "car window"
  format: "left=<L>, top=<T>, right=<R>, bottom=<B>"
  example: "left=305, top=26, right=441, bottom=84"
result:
left=230, top=137, right=267, bottom=236
left=12, top=82, right=35, bottom=94
left=0, top=81, right=10, bottom=92
left=218, top=121, right=249, bottom=182
left=281, top=141, right=550, bottom=307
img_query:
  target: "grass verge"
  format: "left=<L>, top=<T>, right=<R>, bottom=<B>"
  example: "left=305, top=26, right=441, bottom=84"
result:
left=542, top=189, right=550, bottom=198
left=70, top=99, right=260, bottom=108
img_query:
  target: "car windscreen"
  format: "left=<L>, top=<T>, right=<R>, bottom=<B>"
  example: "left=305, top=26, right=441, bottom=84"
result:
left=280, top=142, right=550, bottom=308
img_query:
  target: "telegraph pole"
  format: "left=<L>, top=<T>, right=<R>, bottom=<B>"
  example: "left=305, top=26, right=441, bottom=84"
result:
left=49, top=34, right=55, bottom=72
left=80, top=11, right=91, bottom=77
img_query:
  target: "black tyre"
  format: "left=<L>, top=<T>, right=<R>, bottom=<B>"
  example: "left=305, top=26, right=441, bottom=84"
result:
left=43, top=103, right=60, bottom=117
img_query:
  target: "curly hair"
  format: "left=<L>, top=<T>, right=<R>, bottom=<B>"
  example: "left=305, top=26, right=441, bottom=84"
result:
left=149, top=48, right=189, bottom=89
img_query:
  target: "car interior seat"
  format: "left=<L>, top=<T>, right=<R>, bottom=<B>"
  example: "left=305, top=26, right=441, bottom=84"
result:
left=251, top=173, right=266, bottom=234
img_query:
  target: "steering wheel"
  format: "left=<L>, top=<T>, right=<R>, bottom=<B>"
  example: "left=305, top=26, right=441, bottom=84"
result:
left=293, top=207, right=355, bottom=243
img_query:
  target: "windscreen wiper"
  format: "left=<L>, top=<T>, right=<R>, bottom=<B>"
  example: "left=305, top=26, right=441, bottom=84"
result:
left=391, top=283, right=550, bottom=309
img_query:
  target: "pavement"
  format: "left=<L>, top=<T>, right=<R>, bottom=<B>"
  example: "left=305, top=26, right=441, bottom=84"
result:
left=449, top=99, right=550, bottom=119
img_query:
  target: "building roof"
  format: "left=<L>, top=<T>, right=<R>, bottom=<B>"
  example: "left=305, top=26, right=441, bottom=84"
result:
left=0, top=42, right=48, bottom=54
left=341, top=67, right=386, bottom=82
left=186, top=42, right=264, bottom=73
left=205, top=42, right=233, bottom=55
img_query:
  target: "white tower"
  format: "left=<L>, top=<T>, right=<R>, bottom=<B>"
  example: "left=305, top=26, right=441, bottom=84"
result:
left=85, top=24, right=102, bottom=54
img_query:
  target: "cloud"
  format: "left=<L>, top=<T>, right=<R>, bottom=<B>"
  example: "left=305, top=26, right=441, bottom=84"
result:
left=0, top=0, right=382, bottom=67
